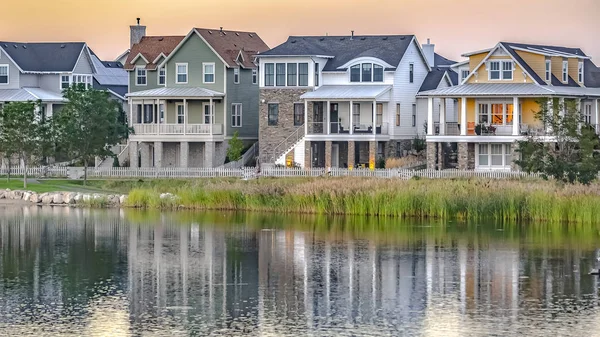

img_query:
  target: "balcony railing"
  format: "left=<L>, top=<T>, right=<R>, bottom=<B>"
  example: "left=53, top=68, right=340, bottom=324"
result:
left=432, top=122, right=554, bottom=136
left=308, top=122, right=389, bottom=135
left=132, top=123, right=223, bottom=135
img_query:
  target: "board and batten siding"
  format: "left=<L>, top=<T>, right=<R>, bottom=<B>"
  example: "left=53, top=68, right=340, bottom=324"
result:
left=165, top=33, right=224, bottom=92
left=129, top=58, right=160, bottom=93
left=390, top=39, right=430, bottom=138
left=0, top=47, right=21, bottom=89
left=226, top=67, right=259, bottom=139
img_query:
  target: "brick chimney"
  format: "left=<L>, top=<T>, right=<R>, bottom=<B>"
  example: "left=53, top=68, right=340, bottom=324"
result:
left=130, top=18, right=146, bottom=48
left=422, top=38, right=435, bottom=68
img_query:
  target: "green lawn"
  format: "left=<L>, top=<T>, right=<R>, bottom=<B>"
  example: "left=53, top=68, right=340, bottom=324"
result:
left=0, top=179, right=122, bottom=194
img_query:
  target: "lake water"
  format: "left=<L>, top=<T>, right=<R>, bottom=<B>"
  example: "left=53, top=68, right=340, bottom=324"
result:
left=1, top=205, right=600, bottom=336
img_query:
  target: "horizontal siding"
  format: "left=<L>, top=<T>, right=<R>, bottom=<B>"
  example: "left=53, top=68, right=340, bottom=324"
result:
left=469, top=53, right=488, bottom=72
left=467, top=57, right=532, bottom=84
left=129, top=58, right=160, bottom=93
left=39, top=74, right=60, bottom=94
left=568, top=58, right=582, bottom=85
left=515, top=50, right=546, bottom=82
left=551, top=56, right=564, bottom=82
left=73, top=50, right=93, bottom=74
left=0, top=48, right=20, bottom=89
left=226, top=67, right=259, bottom=138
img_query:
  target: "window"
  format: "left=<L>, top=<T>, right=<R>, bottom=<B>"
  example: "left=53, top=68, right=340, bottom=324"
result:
left=136, top=67, right=147, bottom=86
left=177, top=63, right=188, bottom=84
left=232, top=103, right=242, bottom=127
left=478, top=104, right=489, bottom=124
left=409, top=63, right=414, bottom=83
left=159, top=104, right=165, bottom=123
left=176, top=104, right=185, bottom=124
left=234, top=68, right=240, bottom=84
left=478, top=144, right=489, bottom=166
left=158, top=67, right=166, bottom=85
left=136, top=104, right=142, bottom=123
left=396, top=104, right=400, bottom=126
left=203, top=63, right=214, bottom=83
left=293, top=103, right=304, bottom=126
left=412, top=103, right=416, bottom=127
left=268, top=103, right=279, bottom=126
left=252, top=69, right=257, bottom=84
left=298, top=63, right=308, bottom=86
left=489, top=61, right=501, bottom=80
left=314, top=63, right=320, bottom=87
left=545, top=60, right=551, bottom=82
left=584, top=103, right=592, bottom=124
left=350, top=65, right=361, bottom=82
left=376, top=103, right=383, bottom=125
left=373, top=64, right=383, bottom=82
left=478, top=102, right=515, bottom=125
left=491, top=144, right=503, bottom=166
left=143, top=104, right=153, bottom=123
left=562, top=60, right=568, bottom=83
left=353, top=103, right=360, bottom=125
left=505, top=144, right=512, bottom=166
left=61, top=75, right=70, bottom=89
left=491, top=104, right=503, bottom=124
left=0, top=65, right=7, bottom=85
left=578, top=62, right=584, bottom=83
left=502, top=61, right=513, bottom=80
left=72, top=74, right=92, bottom=89
left=362, top=63, right=372, bottom=82
left=461, top=70, right=469, bottom=82
left=204, top=104, right=214, bottom=124
left=506, top=104, right=514, bottom=124
left=265, top=63, right=274, bottom=86
left=287, top=63, right=297, bottom=86
left=275, top=63, right=286, bottom=86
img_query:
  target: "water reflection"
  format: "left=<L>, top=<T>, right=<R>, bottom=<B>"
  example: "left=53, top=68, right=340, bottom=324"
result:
left=1, top=205, right=600, bottom=336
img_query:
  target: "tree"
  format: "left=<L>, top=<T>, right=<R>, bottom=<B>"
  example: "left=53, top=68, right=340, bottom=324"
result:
left=0, top=101, right=52, bottom=188
left=515, top=98, right=600, bottom=184
left=54, top=85, right=131, bottom=184
left=227, top=131, right=244, bottom=162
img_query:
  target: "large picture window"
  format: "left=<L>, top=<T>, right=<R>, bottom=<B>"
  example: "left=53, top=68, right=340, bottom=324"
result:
left=350, top=62, right=384, bottom=83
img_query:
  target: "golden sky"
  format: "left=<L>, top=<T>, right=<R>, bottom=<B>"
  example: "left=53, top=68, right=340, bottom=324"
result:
left=2, top=0, right=599, bottom=63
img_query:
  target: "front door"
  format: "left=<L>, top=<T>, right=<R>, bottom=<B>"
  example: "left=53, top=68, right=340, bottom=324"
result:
left=203, top=103, right=213, bottom=124
left=331, top=144, right=339, bottom=168
left=330, top=103, right=339, bottom=133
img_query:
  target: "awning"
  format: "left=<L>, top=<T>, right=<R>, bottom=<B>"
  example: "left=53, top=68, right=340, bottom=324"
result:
left=417, top=83, right=600, bottom=98
left=126, top=87, right=225, bottom=98
left=0, top=88, right=65, bottom=102
left=300, top=85, right=392, bottom=100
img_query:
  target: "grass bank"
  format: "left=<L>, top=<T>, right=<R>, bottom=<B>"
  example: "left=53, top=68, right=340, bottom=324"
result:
left=121, top=177, right=600, bottom=224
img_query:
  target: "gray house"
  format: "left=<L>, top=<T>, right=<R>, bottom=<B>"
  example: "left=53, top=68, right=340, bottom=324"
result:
left=124, top=24, right=269, bottom=168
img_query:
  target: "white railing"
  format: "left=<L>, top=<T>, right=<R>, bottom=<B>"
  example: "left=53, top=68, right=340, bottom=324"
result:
left=270, top=126, right=305, bottom=162
left=0, top=166, right=552, bottom=180
left=132, top=123, right=223, bottom=135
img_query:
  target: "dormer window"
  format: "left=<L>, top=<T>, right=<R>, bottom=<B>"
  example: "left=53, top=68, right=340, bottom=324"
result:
left=136, top=67, right=147, bottom=86
left=158, top=67, right=165, bottom=85
left=489, top=60, right=513, bottom=80
left=578, top=61, right=584, bottom=83
left=545, top=60, right=551, bottom=82
left=562, top=60, right=568, bottom=83
left=350, top=63, right=384, bottom=83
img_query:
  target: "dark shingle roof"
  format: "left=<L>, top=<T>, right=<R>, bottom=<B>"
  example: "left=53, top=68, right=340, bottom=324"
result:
left=447, top=70, right=459, bottom=85
left=419, top=68, right=452, bottom=92
left=584, top=59, right=600, bottom=88
left=261, top=35, right=415, bottom=71
left=500, top=42, right=545, bottom=85
left=434, top=53, right=455, bottom=67
left=0, top=42, right=85, bottom=72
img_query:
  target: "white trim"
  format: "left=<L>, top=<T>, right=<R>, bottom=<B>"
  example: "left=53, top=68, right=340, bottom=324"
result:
left=252, top=68, right=257, bottom=84
left=348, top=62, right=386, bottom=83
left=157, top=67, right=166, bottom=85
left=450, top=60, right=469, bottom=68
left=158, top=29, right=229, bottom=68
left=562, top=60, right=569, bottom=83
left=461, top=48, right=493, bottom=57
left=487, top=60, right=514, bottom=81
left=135, top=66, right=147, bottom=86
left=203, top=62, right=215, bottom=84
left=59, top=73, right=70, bottom=90
left=233, top=67, right=240, bottom=84
left=410, top=37, right=432, bottom=72
left=462, top=43, right=538, bottom=85
left=460, top=69, right=469, bottom=83
left=71, top=45, right=86, bottom=73
left=129, top=53, right=149, bottom=65
left=0, top=64, right=9, bottom=85
left=106, top=89, right=126, bottom=101
left=152, top=53, right=167, bottom=64
left=0, top=46, right=24, bottom=73
left=114, top=49, right=130, bottom=63
left=475, top=143, right=513, bottom=170
left=545, top=59, right=551, bottom=82
left=337, top=56, right=394, bottom=70
left=176, top=63, right=189, bottom=84
left=176, top=102, right=185, bottom=124
left=231, top=103, right=242, bottom=127
left=540, top=47, right=590, bottom=59
left=578, top=61, right=584, bottom=84
left=83, top=45, right=98, bottom=74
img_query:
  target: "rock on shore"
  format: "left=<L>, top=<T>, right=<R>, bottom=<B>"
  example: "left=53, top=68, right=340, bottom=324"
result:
left=0, top=189, right=127, bottom=207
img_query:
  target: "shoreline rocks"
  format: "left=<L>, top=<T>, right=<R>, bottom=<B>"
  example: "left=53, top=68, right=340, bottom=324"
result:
left=0, top=188, right=127, bottom=208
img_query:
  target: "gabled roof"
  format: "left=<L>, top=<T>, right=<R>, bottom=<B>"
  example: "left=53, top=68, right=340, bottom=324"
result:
left=502, top=42, right=588, bottom=59
left=194, top=28, right=269, bottom=68
left=0, top=42, right=86, bottom=72
left=499, top=42, right=545, bottom=85
left=124, top=36, right=184, bottom=71
left=260, top=35, right=417, bottom=71
left=419, top=68, right=452, bottom=92
left=584, top=59, right=600, bottom=88
left=434, top=53, right=456, bottom=67
left=447, top=70, right=459, bottom=86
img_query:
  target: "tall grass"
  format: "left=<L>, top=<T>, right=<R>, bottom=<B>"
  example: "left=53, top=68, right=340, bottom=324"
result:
left=123, top=177, right=600, bottom=225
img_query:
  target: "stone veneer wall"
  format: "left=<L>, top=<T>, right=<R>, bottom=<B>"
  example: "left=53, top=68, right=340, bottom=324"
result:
left=457, top=143, right=475, bottom=170
left=259, top=88, right=313, bottom=163
left=427, top=142, right=437, bottom=170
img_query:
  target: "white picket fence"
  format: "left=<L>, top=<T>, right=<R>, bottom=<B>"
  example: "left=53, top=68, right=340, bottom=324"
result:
left=0, top=166, right=547, bottom=180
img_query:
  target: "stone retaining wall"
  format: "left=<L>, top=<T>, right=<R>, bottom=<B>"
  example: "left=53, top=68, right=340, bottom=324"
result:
left=0, top=189, right=128, bottom=207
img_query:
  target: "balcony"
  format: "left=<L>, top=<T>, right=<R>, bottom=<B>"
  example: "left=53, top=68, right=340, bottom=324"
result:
left=132, top=123, right=223, bottom=135
left=432, top=122, right=552, bottom=137
left=308, top=122, right=389, bottom=135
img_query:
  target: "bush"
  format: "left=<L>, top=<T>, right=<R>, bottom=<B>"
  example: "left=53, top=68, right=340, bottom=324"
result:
left=113, top=156, right=120, bottom=167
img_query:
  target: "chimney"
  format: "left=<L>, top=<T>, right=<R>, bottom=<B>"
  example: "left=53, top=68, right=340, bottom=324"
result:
left=351, top=30, right=354, bottom=40
left=422, top=38, right=435, bottom=68
left=130, top=18, right=146, bottom=48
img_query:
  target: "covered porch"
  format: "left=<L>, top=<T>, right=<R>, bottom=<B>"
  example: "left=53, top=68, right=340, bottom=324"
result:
left=300, top=85, right=391, bottom=136
left=126, top=87, right=225, bottom=137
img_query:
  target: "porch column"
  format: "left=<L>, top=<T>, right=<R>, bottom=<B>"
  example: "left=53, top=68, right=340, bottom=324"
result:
left=129, top=141, right=139, bottom=168
left=209, top=98, right=213, bottom=135
left=439, top=98, right=446, bottom=135
left=427, top=97, right=434, bottom=135
left=129, top=99, right=133, bottom=127
left=347, top=141, right=355, bottom=170
left=154, top=141, right=163, bottom=168
left=595, top=99, right=599, bottom=132
left=460, top=97, right=467, bottom=136
left=325, top=141, right=332, bottom=169
left=349, top=101, right=354, bottom=135
left=155, top=99, right=159, bottom=135
left=369, top=141, right=376, bottom=170
left=46, top=103, right=53, bottom=118
left=559, top=98, right=565, bottom=117
left=512, top=97, right=520, bottom=136
left=372, top=100, right=376, bottom=135
left=326, top=100, right=330, bottom=134
left=180, top=141, right=189, bottom=168
left=304, top=100, right=308, bottom=135
left=183, top=98, right=187, bottom=135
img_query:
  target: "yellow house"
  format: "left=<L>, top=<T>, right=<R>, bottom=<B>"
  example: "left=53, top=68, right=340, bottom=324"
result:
left=418, top=42, right=600, bottom=171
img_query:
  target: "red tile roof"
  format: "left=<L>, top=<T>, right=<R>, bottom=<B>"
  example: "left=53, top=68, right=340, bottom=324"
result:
left=194, top=28, right=269, bottom=68
left=124, top=36, right=184, bottom=71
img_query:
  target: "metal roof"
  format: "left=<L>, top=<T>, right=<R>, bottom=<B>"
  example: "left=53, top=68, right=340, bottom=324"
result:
left=91, top=54, right=128, bottom=86
left=417, top=83, right=600, bottom=97
left=0, top=88, right=65, bottom=102
left=300, top=85, right=392, bottom=100
left=126, top=87, right=225, bottom=98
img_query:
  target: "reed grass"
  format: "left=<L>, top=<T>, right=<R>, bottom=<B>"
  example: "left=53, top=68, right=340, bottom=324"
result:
left=123, top=177, right=600, bottom=225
